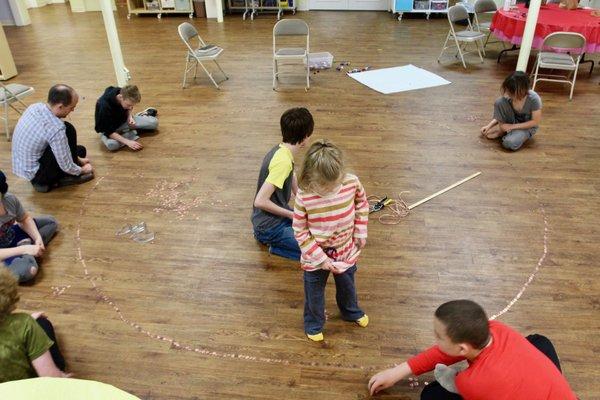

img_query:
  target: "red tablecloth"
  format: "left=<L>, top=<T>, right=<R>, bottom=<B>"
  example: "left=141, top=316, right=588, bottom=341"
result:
left=490, top=3, right=600, bottom=53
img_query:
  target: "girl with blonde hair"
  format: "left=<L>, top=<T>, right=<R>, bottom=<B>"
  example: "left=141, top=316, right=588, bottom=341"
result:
left=293, top=140, right=370, bottom=342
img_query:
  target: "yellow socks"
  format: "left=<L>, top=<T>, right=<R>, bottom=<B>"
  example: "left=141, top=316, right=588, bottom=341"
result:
left=356, top=314, right=369, bottom=328
left=306, top=332, right=324, bottom=342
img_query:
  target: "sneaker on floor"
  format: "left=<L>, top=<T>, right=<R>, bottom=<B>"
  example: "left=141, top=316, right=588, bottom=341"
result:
left=137, top=107, right=158, bottom=117
left=306, top=332, right=324, bottom=342
left=32, top=183, right=50, bottom=193
left=356, top=314, right=369, bottom=328
left=57, top=173, right=94, bottom=188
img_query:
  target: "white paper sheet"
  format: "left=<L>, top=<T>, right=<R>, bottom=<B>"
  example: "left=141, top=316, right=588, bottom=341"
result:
left=348, top=64, right=451, bottom=94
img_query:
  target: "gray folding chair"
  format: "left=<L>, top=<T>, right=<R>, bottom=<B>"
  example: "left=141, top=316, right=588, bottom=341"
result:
left=0, top=82, right=34, bottom=141
left=532, top=32, right=586, bottom=100
left=178, top=22, right=228, bottom=89
left=438, top=4, right=486, bottom=68
left=273, top=19, right=309, bottom=91
left=474, top=0, right=502, bottom=49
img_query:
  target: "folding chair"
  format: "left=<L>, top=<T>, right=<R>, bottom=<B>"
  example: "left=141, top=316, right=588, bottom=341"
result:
left=532, top=32, right=586, bottom=100
left=0, top=82, right=34, bottom=141
left=177, top=22, right=228, bottom=89
left=273, top=19, right=309, bottom=91
left=474, top=0, right=502, bottom=50
left=438, top=4, right=486, bottom=68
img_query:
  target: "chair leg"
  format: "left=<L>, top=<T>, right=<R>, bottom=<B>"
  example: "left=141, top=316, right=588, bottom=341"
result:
left=4, top=103, right=9, bottom=141
left=214, top=60, right=228, bottom=80
left=182, top=59, right=190, bottom=89
left=455, top=38, right=467, bottom=68
left=569, top=65, right=579, bottom=101
left=483, top=31, right=491, bottom=49
left=194, top=61, right=198, bottom=79
left=438, top=32, right=451, bottom=63
left=273, top=58, right=277, bottom=90
left=197, top=60, right=220, bottom=89
left=306, top=57, right=310, bottom=90
left=532, top=57, right=540, bottom=91
left=475, top=40, right=485, bottom=62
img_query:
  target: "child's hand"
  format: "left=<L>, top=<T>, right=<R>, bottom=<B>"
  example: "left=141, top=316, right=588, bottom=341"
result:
left=480, top=125, right=490, bottom=135
left=30, top=311, right=46, bottom=320
left=22, top=244, right=42, bottom=257
left=354, top=238, right=366, bottom=250
left=128, top=115, right=136, bottom=127
left=320, top=259, right=333, bottom=271
left=368, top=367, right=402, bottom=395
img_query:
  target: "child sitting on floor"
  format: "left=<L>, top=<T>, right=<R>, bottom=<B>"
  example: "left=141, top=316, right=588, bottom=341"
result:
left=0, top=268, right=70, bottom=383
left=252, top=107, right=314, bottom=261
left=368, top=299, right=576, bottom=399
left=293, top=140, right=370, bottom=342
left=0, top=170, right=58, bottom=283
left=480, top=71, right=542, bottom=151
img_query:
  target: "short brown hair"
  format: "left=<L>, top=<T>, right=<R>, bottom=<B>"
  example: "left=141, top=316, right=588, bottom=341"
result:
left=0, top=269, right=19, bottom=322
left=120, top=85, right=141, bottom=103
left=501, top=71, right=530, bottom=99
left=435, top=300, right=490, bottom=349
left=298, top=139, right=344, bottom=192
left=280, top=108, right=314, bottom=145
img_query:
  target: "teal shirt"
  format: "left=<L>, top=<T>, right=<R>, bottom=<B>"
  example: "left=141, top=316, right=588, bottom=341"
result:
left=0, top=313, right=53, bottom=383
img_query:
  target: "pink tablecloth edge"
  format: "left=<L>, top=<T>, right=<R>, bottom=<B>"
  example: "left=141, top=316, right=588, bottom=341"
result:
left=492, top=29, right=600, bottom=53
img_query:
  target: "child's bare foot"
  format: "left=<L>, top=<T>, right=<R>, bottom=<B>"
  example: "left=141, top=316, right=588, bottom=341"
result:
left=485, top=130, right=504, bottom=139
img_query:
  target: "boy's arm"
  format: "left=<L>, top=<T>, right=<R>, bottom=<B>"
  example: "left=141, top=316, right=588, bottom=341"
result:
left=500, top=109, right=542, bottom=132
left=291, top=172, right=298, bottom=197
left=407, top=345, right=465, bottom=376
left=18, top=213, right=44, bottom=249
left=108, top=132, right=143, bottom=151
left=368, top=362, right=413, bottom=395
left=353, top=178, right=369, bottom=241
left=31, top=351, right=70, bottom=378
left=292, top=196, right=328, bottom=267
left=254, top=181, right=294, bottom=220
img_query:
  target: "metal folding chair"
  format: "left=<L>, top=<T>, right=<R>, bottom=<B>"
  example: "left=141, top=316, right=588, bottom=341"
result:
left=438, top=4, right=486, bottom=68
left=273, top=19, right=309, bottom=91
left=0, top=82, right=34, bottom=141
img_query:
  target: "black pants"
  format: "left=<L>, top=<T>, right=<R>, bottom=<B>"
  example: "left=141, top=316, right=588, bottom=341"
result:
left=420, top=334, right=562, bottom=400
left=36, top=317, right=66, bottom=372
left=31, top=121, right=86, bottom=187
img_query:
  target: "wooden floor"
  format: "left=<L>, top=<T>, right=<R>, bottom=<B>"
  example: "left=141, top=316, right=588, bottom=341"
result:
left=2, top=4, right=600, bottom=399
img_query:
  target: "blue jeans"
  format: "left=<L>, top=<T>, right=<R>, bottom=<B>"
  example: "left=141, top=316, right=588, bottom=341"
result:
left=303, top=265, right=364, bottom=334
left=254, top=219, right=301, bottom=261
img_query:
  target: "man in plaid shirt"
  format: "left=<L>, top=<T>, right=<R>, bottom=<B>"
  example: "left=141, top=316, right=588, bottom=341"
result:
left=11, top=84, right=94, bottom=193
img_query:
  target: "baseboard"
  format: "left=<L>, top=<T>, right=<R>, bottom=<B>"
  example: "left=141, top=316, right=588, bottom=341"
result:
left=0, top=19, right=16, bottom=26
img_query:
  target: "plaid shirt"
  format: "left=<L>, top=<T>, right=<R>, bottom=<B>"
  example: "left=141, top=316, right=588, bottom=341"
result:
left=11, top=103, right=82, bottom=180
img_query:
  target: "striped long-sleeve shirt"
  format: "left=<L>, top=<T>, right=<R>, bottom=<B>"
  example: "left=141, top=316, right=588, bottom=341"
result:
left=293, top=174, right=369, bottom=272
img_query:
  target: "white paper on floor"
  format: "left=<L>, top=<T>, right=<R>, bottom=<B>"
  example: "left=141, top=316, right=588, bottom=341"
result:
left=348, top=64, right=451, bottom=94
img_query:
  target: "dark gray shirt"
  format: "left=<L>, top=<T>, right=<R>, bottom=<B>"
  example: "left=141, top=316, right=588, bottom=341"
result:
left=251, top=144, right=294, bottom=232
left=0, top=194, right=26, bottom=248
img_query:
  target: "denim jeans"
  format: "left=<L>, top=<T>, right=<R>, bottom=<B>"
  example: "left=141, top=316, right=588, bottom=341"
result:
left=304, top=265, right=364, bottom=334
left=254, top=219, right=301, bottom=261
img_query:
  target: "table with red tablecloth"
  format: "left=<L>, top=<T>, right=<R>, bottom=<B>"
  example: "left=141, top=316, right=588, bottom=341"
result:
left=490, top=3, right=600, bottom=53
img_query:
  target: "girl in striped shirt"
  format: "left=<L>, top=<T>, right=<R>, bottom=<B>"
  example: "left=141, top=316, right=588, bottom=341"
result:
left=293, top=140, right=370, bottom=342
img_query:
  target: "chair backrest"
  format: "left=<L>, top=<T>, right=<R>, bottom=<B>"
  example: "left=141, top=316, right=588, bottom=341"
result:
left=447, top=4, right=469, bottom=23
left=273, top=19, right=309, bottom=36
left=273, top=19, right=309, bottom=54
left=178, top=22, right=206, bottom=52
left=474, top=0, right=496, bottom=13
left=542, top=32, right=586, bottom=54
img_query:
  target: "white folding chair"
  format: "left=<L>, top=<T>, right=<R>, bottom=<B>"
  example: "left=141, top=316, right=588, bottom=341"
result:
left=532, top=32, right=586, bottom=100
left=438, top=4, right=486, bottom=68
left=474, top=0, right=502, bottom=50
left=0, top=82, right=34, bottom=141
left=273, top=19, right=309, bottom=91
left=178, top=22, right=228, bottom=89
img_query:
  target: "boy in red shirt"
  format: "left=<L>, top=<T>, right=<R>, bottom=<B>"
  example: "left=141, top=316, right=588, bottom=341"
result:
left=368, top=300, right=576, bottom=400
